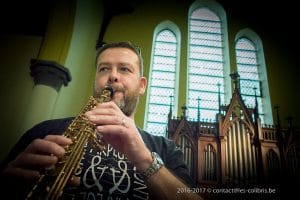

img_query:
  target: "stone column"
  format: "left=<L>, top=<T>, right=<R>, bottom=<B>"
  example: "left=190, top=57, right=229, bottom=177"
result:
left=20, top=59, right=71, bottom=133
left=19, top=0, right=75, bottom=133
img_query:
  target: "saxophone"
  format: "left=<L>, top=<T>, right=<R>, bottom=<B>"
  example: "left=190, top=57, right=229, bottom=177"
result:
left=25, top=85, right=114, bottom=200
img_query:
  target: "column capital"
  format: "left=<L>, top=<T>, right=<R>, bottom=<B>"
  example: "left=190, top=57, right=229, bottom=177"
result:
left=30, top=59, right=72, bottom=92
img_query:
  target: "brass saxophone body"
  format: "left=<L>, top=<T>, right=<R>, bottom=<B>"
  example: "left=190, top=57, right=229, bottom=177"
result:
left=26, top=85, right=114, bottom=200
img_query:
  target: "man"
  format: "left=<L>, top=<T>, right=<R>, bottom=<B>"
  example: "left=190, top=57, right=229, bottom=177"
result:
left=0, top=42, right=202, bottom=199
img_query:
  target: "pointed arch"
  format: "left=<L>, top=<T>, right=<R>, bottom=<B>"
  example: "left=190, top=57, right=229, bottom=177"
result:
left=178, top=133, right=196, bottom=178
left=266, top=149, right=280, bottom=182
left=286, top=144, right=300, bottom=178
left=203, top=144, right=217, bottom=181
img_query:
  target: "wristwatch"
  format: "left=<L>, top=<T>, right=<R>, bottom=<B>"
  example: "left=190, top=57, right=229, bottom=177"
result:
left=142, top=152, right=164, bottom=179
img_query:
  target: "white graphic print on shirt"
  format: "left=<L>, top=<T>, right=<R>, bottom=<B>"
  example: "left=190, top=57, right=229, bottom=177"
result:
left=63, top=143, right=149, bottom=200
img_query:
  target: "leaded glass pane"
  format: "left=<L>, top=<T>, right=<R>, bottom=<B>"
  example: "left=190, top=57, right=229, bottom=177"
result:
left=188, top=92, right=219, bottom=109
left=188, top=109, right=218, bottom=121
left=151, top=63, right=175, bottom=72
left=191, top=8, right=220, bottom=21
left=151, top=78, right=175, bottom=88
left=190, top=45, right=223, bottom=56
left=188, top=8, right=225, bottom=121
left=189, top=82, right=224, bottom=93
left=145, top=29, right=178, bottom=136
left=190, top=32, right=222, bottom=42
left=190, top=51, right=222, bottom=60
left=149, top=95, right=171, bottom=104
left=189, top=60, right=223, bottom=69
left=149, top=87, right=174, bottom=97
left=236, top=55, right=257, bottom=65
left=236, top=39, right=255, bottom=50
left=236, top=38, right=264, bottom=124
left=147, top=114, right=168, bottom=124
left=240, top=79, right=261, bottom=96
left=153, top=56, right=176, bottom=65
left=148, top=104, right=171, bottom=114
left=190, top=23, right=222, bottom=34
left=189, top=66, right=223, bottom=77
left=146, top=123, right=167, bottom=135
left=148, top=97, right=170, bottom=106
left=152, top=71, right=175, bottom=80
left=156, top=31, right=177, bottom=43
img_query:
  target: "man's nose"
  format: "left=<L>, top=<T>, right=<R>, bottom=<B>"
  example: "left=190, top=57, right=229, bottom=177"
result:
left=108, top=68, right=119, bottom=83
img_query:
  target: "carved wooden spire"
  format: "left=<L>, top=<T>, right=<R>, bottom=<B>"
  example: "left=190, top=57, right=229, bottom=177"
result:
left=168, top=95, right=174, bottom=120
left=181, top=106, right=187, bottom=118
left=229, top=72, right=240, bottom=91
left=197, top=97, right=201, bottom=122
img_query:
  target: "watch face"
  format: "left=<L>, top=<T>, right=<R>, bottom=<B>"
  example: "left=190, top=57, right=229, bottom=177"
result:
left=153, top=152, right=164, bottom=165
left=142, top=152, right=164, bottom=178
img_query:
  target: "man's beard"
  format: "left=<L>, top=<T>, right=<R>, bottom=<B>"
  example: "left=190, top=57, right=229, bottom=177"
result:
left=94, top=84, right=139, bottom=117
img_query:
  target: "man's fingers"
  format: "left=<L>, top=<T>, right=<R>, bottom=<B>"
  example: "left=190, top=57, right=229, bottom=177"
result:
left=25, top=138, right=67, bottom=158
left=15, top=153, right=58, bottom=168
left=69, top=176, right=80, bottom=187
left=44, top=135, right=73, bottom=146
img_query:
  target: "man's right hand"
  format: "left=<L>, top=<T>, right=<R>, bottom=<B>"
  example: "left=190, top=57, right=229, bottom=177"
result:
left=1, top=135, right=72, bottom=181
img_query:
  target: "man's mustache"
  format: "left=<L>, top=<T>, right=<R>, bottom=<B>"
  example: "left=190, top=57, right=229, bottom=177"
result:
left=106, top=85, right=125, bottom=93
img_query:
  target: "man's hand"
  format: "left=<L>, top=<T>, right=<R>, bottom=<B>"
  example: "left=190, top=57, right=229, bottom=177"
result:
left=85, top=101, right=153, bottom=172
left=1, top=135, right=72, bottom=180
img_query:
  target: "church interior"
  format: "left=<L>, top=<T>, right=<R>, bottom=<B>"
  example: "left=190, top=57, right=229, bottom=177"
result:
left=0, top=0, right=299, bottom=199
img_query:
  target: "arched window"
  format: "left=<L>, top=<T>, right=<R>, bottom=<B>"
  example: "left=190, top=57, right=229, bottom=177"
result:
left=187, top=0, right=230, bottom=121
left=286, top=144, right=300, bottom=178
left=235, top=29, right=273, bottom=125
left=266, top=149, right=280, bottom=182
left=178, top=134, right=195, bottom=177
left=203, top=144, right=217, bottom=181
left=144, top=21, right=180, bottom=136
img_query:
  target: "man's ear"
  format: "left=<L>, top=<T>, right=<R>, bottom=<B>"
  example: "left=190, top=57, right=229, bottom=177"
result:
left=139, top=76, right=147, bottom=95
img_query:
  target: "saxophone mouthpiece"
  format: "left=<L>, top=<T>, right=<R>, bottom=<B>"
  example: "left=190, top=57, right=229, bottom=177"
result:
left=104, top=85, right=114, bottom=99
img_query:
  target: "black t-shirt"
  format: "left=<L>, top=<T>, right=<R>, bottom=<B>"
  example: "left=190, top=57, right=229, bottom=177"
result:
left=0, top=117, right=194, bottom=199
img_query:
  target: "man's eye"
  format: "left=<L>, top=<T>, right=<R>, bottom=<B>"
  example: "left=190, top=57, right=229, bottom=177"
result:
left=98, top=67, right=109, bottom=72
left=120, top=67, right=130, bottom=72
